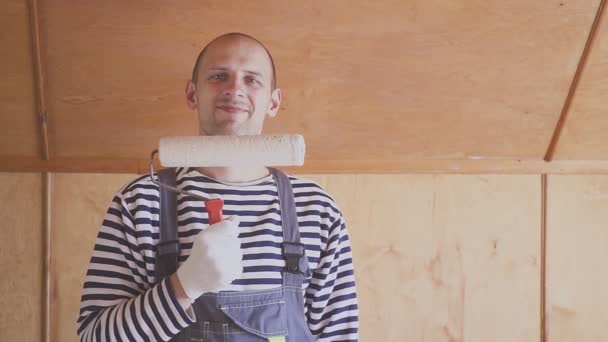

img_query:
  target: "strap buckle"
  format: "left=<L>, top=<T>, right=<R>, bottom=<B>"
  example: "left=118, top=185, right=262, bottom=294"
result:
left=157, top=239, right=179, bottom=256
left=282, top=242, right=306, bottom=274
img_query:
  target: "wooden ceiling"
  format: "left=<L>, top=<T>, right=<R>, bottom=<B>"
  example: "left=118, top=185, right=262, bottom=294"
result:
left=1, top=0, right=607, bottom=174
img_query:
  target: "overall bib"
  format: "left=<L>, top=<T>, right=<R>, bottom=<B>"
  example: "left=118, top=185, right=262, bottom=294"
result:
left=156, top=168, right=316, bottom=342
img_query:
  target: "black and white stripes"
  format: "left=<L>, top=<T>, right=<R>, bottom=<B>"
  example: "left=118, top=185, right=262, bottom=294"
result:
left=77, top=167, right=359, bottom=341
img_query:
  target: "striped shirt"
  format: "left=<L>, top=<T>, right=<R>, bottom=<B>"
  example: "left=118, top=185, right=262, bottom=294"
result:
left=77, top=167, right=359, bottom=341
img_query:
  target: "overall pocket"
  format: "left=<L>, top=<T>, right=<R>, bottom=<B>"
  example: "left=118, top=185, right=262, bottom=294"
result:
left=220, top=299, right=287, bottom=339
left=189, top=298, right=288, bottom=342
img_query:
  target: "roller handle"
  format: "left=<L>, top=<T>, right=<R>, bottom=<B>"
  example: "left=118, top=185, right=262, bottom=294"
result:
left=205, top=198, right=224, bottom=224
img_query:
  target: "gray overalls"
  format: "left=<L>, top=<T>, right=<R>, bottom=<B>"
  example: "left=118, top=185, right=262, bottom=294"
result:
left=156, top=168, right=316, bottom=342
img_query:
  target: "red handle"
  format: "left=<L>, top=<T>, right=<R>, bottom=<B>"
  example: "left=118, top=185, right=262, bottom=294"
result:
left=205, top=198, right=224, bottom=224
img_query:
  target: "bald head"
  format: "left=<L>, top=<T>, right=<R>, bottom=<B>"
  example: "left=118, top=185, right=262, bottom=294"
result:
left=191, top=33, right=277, bottom=90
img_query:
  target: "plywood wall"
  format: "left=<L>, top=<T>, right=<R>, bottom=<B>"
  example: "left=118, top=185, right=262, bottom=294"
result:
left=311, top=175, right=540, bottom=341
left=49, top=173, right=539, bottom=341
left=3, top=172, right=608, bottom=341
left=546, top=175, right=608, bottom=341
left=51, top=173, right=134, bottom=342
left=0, top=173, right=43, bottom=342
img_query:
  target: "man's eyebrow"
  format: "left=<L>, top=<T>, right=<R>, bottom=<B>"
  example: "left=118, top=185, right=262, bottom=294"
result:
left=207, top=66, right=229, bottom=71
left=244, top=70, right=263, bottom=77
left=207, top=67, right=264, bottom=77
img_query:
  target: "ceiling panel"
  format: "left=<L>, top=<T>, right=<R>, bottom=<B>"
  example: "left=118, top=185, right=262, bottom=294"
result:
left=37, top=0, right=602, bottom=164
left=554, top=8, right=608, bottom=160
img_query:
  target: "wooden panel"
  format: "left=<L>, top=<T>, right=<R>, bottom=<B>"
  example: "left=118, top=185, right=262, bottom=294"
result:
left=546, top=175, right=608, bottom=341
left=0, top=0, right=40, bottom=157
left=51, top=173, right=135, bottom=342
left=0, top=173, right=43, bottom=342
left=307, top=174, right=540, bottom=341
left=554, top=6, right=608, bottom=160
left=39, top=1, right=599, bottom=164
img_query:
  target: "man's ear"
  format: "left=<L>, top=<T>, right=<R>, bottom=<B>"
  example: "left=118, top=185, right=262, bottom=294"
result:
left=266, top=88, right=282, bottom=118
left=185, top=80, right=198, bottom=110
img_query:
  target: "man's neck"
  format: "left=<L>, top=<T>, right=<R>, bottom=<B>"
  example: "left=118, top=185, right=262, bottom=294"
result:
left=195, top=166, right=270, bottom=184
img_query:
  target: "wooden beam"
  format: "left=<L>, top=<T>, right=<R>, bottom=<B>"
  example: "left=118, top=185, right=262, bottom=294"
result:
left=4, top=156, right=608, bottom=174
left=28, top=0, right=50, bottom=160
left=0, top=156, right=149, bottom=174
left=42, top=172, right=52, bottom=342
left=540, top=174, right=547, bottom=342
left=544, top=0, right=607, bottom=161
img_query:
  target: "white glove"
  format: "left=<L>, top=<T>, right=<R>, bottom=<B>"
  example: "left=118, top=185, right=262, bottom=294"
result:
left=176, top=216, right=242, bottom=299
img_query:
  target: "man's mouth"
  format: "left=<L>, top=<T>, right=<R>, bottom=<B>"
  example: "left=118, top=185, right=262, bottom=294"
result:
left=216, top=105, right=248, bottom=113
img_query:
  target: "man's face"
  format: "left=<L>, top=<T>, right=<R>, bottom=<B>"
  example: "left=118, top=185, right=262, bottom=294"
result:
left=186, top=37, right=281, bottom=136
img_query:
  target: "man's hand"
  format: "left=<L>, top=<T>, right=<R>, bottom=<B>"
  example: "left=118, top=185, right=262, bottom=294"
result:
left=175, top=216, right=243, bottom=300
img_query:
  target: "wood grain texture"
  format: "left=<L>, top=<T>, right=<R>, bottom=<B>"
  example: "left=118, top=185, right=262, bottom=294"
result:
left=0, top=173, right=43, bottom=342
left=36, top=0, right=600, bottom=164
left=0, top=0, right=40, bottom=157
left=546, top=175, right=608, bottom=341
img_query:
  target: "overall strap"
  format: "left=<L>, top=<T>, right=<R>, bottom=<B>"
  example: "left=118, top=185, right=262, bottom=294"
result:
left=155, top=168, right=179, bottom=279
left=269, top=168, right=311, bottom=286
left=156, top=168, right=190, bottom=342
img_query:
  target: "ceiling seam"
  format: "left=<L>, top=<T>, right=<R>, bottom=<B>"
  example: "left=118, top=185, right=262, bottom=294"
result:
left=544, top=0, right=607, bottom=161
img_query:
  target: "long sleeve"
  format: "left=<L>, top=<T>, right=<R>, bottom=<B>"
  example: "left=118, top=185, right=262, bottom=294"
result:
left=76, top=194, right=195, bottom=341
left=305, top=214, right=359, bottom=341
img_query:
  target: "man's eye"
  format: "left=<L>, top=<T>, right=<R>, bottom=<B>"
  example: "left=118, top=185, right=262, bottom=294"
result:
left=246, top=77, right=261, bottom=85
left=209, top=74, right=227, bottom=80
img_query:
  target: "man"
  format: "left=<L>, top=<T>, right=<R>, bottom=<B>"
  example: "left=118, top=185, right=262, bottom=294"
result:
left=77, top=32, right=359, bottom=341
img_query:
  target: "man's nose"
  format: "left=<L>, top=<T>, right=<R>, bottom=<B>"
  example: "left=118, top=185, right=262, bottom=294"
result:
left=223, top=77, right=245, bottom=97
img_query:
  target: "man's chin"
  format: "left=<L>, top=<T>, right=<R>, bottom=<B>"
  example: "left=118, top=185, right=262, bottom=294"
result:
left=202, top=125, right=244, bottom=136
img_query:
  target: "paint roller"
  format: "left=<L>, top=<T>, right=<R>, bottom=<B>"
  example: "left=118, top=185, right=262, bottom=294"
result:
left=149, top=134, right=305, bottom=224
